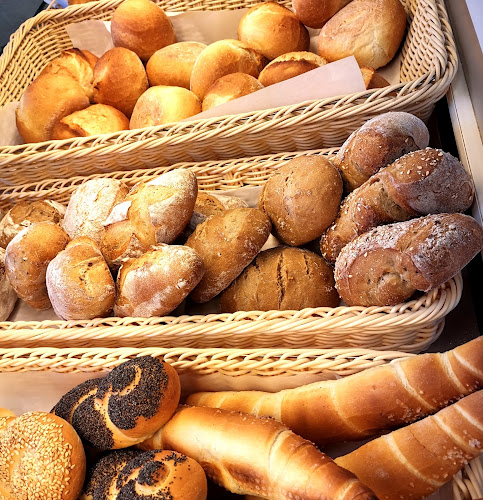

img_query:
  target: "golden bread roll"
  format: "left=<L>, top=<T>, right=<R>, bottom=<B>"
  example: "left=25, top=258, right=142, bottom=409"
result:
left=5, top=222, right=70, bottom=310
left=185, top=207, right=271, bottom=303
left=238, top=2, right=310, bottom=60
left=46, top=237, right=115, bottom=320
left=258, top=51, right=327, bottom=86
left=92, top=47, right=149, bottom=117
left=190, top=39, right=266, bottom=100
left=292, top=0, right=352, bottom=29
left=220, top=246, right=340, bottom=312
left=111, top=0, right=177, bottom=61
left=146, top=41, right=207, bottom=89
left=114, top=245, right=205, bottom=317
left=0, top=411, right=86, bottom=500
left=16, top=73, right=90, bottom=143
left=202, top=73, right=263, bottom=111
left=318, top=0, right=407, bottom=69
left=0, top=248, right=17, bottom=321
left=360, top=66, right=391, bottom=89
left=130, top=86, right=201, bottom=129
left=0, top=199, right=66, bottom=249
left=53, top=356, right=181, bottom=449
left=52, top=104, right=129, bottom=139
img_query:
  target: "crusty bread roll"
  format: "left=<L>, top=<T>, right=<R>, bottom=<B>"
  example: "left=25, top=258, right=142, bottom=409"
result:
left=62, top=178, right=130, bottom=244
left=53, top=356, right=181, bottom=449
left=360, top=67, right=391, bottom=89
left=46, top=237, right=115, bottom=320
left=146, top=41, right=207, bottom=89
left=185, top=207, right=271, bottom=303
left=318, top=0, right=407, bottom=69
left=111, top=0, right=176, bottom=61
left=0, top=412, right=86, bottom=500
left=130, top=86, right=201, bottom=129
left=258, top=51, right=327, bottom=86
left=238, top=2, right=310, bottom=60
left=190, top=39, right=266, bottom=100
left=0, top=199, right=66, bottom=249
left=333, top=111, right=430, bottom=192
left=92, top=47, right=149, bottom=117
left=5, top=222, right=70, bottom=310
left=292, top=0, right=352, bottom=29
left=334, top=213, right=483, bottom=306
left=52, top=104, right=129, bottom=139
left=16, top=73, right=90, bottom=143
left=0, top=248, right=17, bottom=321
left=202, top=73, right=263, bottom=111
left=258, top=155, right=343, bottom=246
left=114, top=245, right=205, bottom=317
left=220, top=246, right=340, bottom=312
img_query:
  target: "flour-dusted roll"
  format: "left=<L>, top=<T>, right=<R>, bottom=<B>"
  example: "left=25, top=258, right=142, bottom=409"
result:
left=0, top=248, right=17, bottom=321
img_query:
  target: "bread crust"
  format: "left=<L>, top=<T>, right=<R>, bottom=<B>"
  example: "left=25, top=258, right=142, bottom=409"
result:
left=0, top=248, right=17, bottom=322
left=292, top=0, right=352, bottom=29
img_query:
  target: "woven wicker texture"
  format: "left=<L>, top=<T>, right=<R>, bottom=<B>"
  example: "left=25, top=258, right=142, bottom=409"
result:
left=0, top=0, right=457, bottom=185
left=0, top=148, right=463, bottom=352
left=453, top=456, right=483, bottom=500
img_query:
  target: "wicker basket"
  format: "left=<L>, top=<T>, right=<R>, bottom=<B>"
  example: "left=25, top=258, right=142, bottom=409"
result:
left=0, top=148, right=463, bottom=352
left=0, top=0, right=457, bottom=185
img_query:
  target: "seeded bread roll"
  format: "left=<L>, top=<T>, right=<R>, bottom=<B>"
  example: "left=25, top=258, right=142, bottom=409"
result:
left=258, top=155, right=343, bottom=246
left=292, top=0, right=352, bottom=29
left=185, top=207, right=272, bottom=303
left=334, top=213, right=483, bottom=306
left=0, top=248, right=17, bottom=321
left=332, top=112, right=430, bottom=192
left=5, top=222, right=70, bottom=310
left=221, top=246, right=339, bottom=312
left=0, top=199, right=66, bottom=249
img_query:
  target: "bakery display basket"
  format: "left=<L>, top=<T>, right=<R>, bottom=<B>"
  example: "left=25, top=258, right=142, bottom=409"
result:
left=0, top=0, right=457, bottom=185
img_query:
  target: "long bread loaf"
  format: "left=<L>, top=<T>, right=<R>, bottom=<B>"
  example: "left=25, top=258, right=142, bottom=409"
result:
left=186, top=336, right=483, bottom=445
left=139, top=405, right=376, bottom=500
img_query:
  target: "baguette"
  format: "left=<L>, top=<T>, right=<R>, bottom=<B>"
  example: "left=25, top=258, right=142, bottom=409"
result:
left=186, top=336, right=483, bottom=445
left=335, top=390, right=483, bottom=500
left=139, top=405, right=376, bottom=500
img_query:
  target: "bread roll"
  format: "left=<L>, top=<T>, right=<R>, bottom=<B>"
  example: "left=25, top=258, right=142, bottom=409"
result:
left=258, top=155, right=343, bottom=246
left=202, top=73, right=263, bottom=111
left=292, top=0, right=352, bottom=29
left=130, top=86, right=201, bottom=129
left=333, top=111, right=430, bottom=192
left=111, top=0, right=177, bottom=61
left=220, top=246, right=339, bottom=312
left=238, top=2, right=310, bottom=60
left=334, top=213, right=483, bottom=306
left=318, top=0, right=407, bottom=69
left=46, top=237, right=115, bottom=320
left=185, top=207, right=271, bottom=303
left=360, top=66, right=391, bottom=89
left=190, top=39, right=266, bottom=100
left=52, top=104, right=129, bottom=139
left=16, top=73, right=90, bottom=143
left=62, top=178, right=130, bottom=244
left=0, top=248, right=17, bottom=321
left=5, top=222, right=70, bottom=310
left=0, top=412, right=86, bottom=500
left=101, top=169, right=198, bottom=269
left=114, top=245, right=205, bottom=317
left=258, top=51, right=327, bottom=86
left=146, top=41, right=207, bottom=89
left=92, top=47, right=149, bottom=117
left=0, top=199, right=66, bottom=249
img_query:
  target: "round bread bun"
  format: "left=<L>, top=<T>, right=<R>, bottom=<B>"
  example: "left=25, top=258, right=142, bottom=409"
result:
left=130, top=86, right=201, bottom=129
left=46, top=237, right=115, bottom=320
left=258, top=51, right=328, bottom=86
left=190, top=39, right=267, bottom=100
left=92, top=47, right=149, bottom=117
left=52, top=104, right=129, bottom=139
left=318, top=0, right=407, bottom=69
left=0, top=248, right=17, bottom=322
left=5, top=222, right=70, bottom=310
left=146, top=41, right=207, bottom=89
left=238, top=2, right=310, bottom=61
left=111, top=0, right=177, bottom=61
left=220, top=246, right=340, bottom=312
left=202, top=72, right=264, bottom=111
left=292, top=0, right=352, bottom=29
left=16, top=73, right=90, bottom=144
left=0, top=411, right=86, bottom=500
left=0, top=199, right=66, bottom=249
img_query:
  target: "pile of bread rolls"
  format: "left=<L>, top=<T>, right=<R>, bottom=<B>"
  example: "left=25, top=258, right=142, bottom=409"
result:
left=15, top=0, right=406, bottom=144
